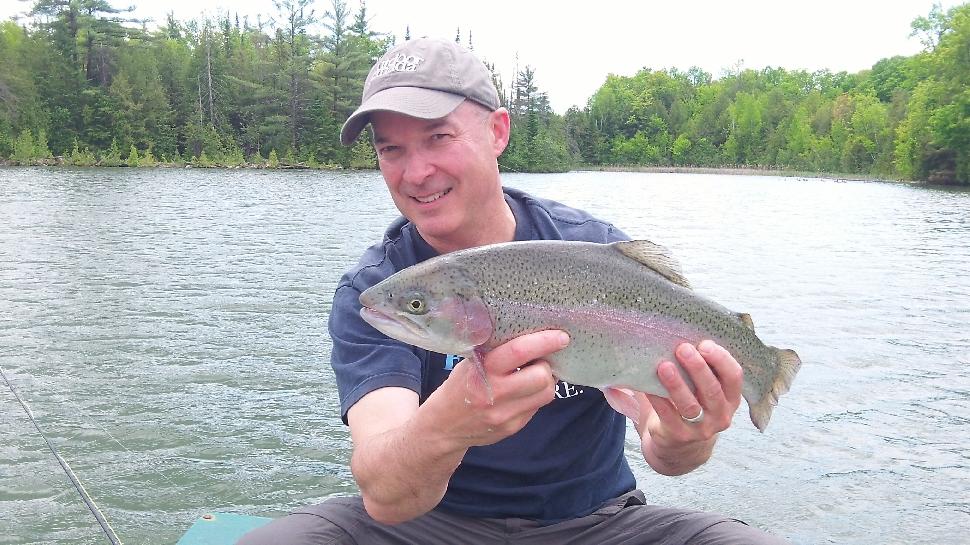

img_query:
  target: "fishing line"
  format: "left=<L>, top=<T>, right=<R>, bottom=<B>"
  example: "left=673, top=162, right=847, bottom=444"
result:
left=57, top=395, right=194, bottom=492
left=53, top=393, right=250, bottom=506
left=1, top=366, right=124, bottom=545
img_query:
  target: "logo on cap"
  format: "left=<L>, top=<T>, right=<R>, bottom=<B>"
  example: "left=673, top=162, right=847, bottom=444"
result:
left=373, top=53, right=425, bottom=78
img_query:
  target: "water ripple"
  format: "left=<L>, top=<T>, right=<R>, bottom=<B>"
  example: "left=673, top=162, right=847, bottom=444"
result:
left=2, top=168, right=968, bottom=544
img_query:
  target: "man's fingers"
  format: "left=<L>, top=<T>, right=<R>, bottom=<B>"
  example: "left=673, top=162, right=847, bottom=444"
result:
left=675, top=343, right=725, bottom=408
left=657, top=357, right=704, bottom=420
left=484, top=330, right=569, bottom=375
left=697, top=340, right=743, bottom=404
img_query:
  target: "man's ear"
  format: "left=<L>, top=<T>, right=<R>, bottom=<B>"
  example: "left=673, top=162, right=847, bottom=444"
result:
left=488, top=108, right=511, bottom=157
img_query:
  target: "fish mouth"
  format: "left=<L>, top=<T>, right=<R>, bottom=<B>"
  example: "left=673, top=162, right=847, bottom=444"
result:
left=359, top=306, right=429, bottom=341
left=412, top=187, right=452, bottom=204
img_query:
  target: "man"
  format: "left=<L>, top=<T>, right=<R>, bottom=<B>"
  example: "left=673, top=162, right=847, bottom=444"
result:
left=239, top=38, right=788, bottom=544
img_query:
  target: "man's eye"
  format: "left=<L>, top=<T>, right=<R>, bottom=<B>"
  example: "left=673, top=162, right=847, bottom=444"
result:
left=431, top=133, right=450, bottom=141
left=378, top=146, right=399, bottom=155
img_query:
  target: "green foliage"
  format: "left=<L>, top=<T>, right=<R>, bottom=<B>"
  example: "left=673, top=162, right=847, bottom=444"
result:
left=283, top=148, right=298, bottom=166
left=0, top=0, right=386, bottom=169
left=349, top=137, right=376, bottom=169
left=0, top=124, right=13, bottom=159
left=223, top=141, right=246, bottom=167
left=304, top=150, right=320, bottom=169
left=127, top=144, right=141, bottom=167
left=68, top=138, right=97, bottom=166
left=0, top=1, right=967, bottom=184
left=499, top=66, right=572, bottom=172
left=35, top=129, right=53, bottom=160
left=142, top=145, right=157, bottom=167
left=563, top=4, right=970, bottom=185
left=192, top=151, right=214, bottom=167
left=12, top=129, right=36, bottom=164
left=671, top=134, right=692, bottom=165
left=100, top=138, right=124, bottom=166
left=10, top=128, right=53, bottom=164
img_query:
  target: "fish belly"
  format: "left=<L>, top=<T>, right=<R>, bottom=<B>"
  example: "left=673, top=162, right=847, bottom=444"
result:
left=495, top=301, right=703, bottom=397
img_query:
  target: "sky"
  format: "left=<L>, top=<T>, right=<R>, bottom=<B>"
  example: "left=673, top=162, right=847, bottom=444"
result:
left=2, top=0, right=962, bottom=113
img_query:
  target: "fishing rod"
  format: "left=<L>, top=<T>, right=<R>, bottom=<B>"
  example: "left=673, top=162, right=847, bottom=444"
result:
left=1, top=366, right=123, bottom=545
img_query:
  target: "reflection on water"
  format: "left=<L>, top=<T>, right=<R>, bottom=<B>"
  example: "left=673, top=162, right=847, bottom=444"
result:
left=1, top=168, right=967, bottom=544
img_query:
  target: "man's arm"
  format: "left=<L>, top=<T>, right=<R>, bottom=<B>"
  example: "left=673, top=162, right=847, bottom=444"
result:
left=347, top=330, right=567, bottom=524
left=633, top=340, right=744, bottom=475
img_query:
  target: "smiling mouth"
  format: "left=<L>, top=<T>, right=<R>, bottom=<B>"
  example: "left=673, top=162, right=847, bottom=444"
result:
left=413, top=188, right=452, bottom=204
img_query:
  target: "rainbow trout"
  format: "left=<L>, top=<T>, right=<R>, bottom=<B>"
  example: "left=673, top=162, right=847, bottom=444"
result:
left=358, top=240, right=801, bottom=431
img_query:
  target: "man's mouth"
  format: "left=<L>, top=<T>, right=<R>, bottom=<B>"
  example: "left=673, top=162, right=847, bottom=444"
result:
left=413, top=188, right=452, bottom=204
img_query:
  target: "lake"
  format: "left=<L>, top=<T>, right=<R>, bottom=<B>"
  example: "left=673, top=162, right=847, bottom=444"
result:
left=0, top=167, right=967, bottom=544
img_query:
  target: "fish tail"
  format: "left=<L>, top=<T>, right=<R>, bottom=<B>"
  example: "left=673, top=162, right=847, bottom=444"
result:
left=749, top=347, right=801, bottom=432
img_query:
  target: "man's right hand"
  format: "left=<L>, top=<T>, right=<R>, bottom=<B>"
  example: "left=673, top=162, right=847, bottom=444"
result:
left=346, top=329, right=567, bottom=524
left=431, top=329, right=567, bottom=447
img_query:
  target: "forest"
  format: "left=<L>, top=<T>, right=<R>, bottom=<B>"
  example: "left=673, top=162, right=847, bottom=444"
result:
left=1, top=1, right=968, bottom=185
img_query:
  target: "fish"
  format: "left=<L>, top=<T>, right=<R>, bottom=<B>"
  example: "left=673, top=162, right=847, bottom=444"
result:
left=358, top=239, right=801, bottom=432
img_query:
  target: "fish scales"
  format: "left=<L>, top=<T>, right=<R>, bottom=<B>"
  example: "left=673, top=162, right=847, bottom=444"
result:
left=461, top=243, right=766, bottom=393
left=358, top=240, right=801, bottom=431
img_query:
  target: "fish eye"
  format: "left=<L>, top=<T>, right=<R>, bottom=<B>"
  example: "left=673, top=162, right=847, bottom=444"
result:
left=406, top=296, right=428, bottom=315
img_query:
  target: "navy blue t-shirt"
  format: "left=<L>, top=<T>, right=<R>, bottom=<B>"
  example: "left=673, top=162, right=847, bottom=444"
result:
left=328, top=187, right=636, bottom=524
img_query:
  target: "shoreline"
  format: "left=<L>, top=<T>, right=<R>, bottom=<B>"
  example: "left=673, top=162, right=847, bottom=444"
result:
left=1, top=160, right=952, bottom=186
left=575, top=165, right=907, bottom=183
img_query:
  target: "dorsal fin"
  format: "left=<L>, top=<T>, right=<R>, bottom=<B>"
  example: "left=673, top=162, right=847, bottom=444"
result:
left=737, top=312, right=755, bottom=330
left=613, top=240, right=691, bottom=289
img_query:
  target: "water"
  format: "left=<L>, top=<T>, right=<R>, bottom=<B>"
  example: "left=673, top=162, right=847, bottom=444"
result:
left=0, top=168, right=967, bottom=545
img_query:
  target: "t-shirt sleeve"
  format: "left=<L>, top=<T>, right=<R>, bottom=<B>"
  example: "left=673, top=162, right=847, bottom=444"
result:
left=603, top=225, right=631, bottom=243
left=328, top=279, right=423, bottom=424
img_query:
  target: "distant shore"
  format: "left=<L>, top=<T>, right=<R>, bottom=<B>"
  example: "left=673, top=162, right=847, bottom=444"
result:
left=0, top=157, right=348, bottom=170
left=575, top=165, right=907, bottom=183
left=0, top=159, right=928, bottom=185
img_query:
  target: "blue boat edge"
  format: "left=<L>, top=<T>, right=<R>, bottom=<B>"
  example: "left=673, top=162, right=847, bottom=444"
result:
left=176, top=512, right=272, bottom=545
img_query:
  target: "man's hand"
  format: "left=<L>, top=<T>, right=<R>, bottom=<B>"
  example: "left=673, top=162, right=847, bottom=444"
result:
left=347, top=329, right=566, bottom=524
left=634, top=340, right=744, bottom=475
left=433, top=329, right=566, bottom=448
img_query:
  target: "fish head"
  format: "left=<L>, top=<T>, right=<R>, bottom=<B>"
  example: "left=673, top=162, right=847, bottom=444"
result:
left=358, top=263, right=493, bottom=355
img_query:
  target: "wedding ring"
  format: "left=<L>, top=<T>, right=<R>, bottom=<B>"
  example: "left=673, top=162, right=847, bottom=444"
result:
left=681, top=407, right=704, bottom=424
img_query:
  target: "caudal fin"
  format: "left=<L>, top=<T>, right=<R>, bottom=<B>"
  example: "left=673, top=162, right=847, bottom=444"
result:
left=749, top=347, right=801, bottom=432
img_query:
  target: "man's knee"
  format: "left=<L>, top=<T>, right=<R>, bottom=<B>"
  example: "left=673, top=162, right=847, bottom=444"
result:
left=235, top=513, right=352, bottom=545
left=236, top=498, right=365, bottom=545
left=690, top=519, right=790, bottom=545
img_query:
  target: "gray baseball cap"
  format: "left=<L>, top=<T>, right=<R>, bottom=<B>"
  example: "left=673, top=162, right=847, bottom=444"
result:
left=340, top=38, right=501, bottom=146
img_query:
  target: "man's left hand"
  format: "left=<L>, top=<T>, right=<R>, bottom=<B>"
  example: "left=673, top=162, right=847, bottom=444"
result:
left=633, top=340, right=744, bottom=475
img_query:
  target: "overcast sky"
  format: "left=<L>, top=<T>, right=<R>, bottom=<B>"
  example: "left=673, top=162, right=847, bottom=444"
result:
left=2, top=0, right=960, bottom=112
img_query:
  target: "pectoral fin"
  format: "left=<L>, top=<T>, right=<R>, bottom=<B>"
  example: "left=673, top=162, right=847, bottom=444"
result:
left=462, top=347, right=494, bottom=405
left=604, top=387, right=642, bottom=426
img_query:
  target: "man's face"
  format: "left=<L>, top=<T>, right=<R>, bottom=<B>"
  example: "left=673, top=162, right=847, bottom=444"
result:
left=370, top=101, right=510, bottom=252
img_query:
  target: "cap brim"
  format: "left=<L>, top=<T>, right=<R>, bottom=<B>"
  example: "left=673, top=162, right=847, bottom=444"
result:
left=339, top=87, right=466, bottom=146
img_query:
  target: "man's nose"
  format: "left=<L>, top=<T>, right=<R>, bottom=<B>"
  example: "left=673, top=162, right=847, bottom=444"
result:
left=402, top=148, right=435, bottom=184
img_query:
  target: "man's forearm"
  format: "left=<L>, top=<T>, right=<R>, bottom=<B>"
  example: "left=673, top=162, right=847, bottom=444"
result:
left=351, top=405, right=467, bottom=524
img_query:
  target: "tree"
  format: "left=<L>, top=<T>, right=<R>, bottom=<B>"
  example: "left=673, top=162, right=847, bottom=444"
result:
left=724, top=92, right=764, bottom=164
left=910, top=2, right=949, bottom=50
left=274, top=0, right=316, bottom=151
left=314, top=0, right=383, bottom=163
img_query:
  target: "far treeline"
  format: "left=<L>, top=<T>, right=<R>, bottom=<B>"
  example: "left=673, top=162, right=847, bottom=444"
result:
left=1, top=1, right=968, bottom=185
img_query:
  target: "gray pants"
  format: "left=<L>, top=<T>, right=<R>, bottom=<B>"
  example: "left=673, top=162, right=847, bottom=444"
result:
left=236, top=490, right=789, bottom=545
